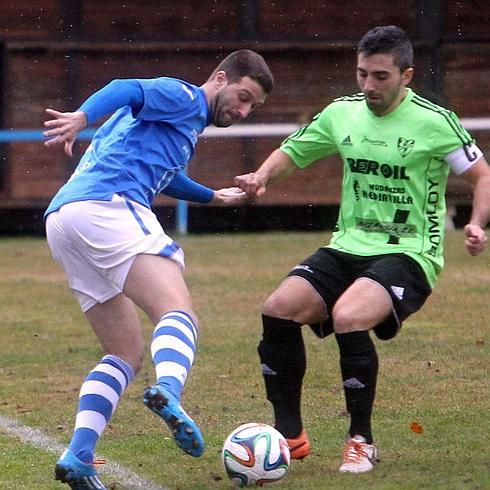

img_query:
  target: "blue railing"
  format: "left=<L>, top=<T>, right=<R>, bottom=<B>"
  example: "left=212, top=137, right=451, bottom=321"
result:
left=0, top=128, right=194, bottom=232
left=0, top=129, right=95, bottom=142
left=1, top=119, right=488, bottom=233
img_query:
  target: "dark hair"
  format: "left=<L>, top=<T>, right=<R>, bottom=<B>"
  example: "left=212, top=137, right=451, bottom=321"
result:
left=358, top=25, right=413, bottom=71
left=211, top=50, right=274, bottom=95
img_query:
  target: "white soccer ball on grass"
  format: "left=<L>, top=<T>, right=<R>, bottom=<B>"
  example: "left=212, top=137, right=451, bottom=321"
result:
left=222, top=422, right=291, bottom=487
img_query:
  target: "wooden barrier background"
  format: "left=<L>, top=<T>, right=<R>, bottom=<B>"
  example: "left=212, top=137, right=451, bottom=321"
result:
left=0, top=1, right=488, bottom=214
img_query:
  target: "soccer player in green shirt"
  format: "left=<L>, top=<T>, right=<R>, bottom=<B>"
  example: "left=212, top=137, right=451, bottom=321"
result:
left=235, top=25, right=490, bottom=474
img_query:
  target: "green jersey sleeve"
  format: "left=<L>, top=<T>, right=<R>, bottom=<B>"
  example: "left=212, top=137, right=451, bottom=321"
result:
left=280, top=108, right=339, bottom=168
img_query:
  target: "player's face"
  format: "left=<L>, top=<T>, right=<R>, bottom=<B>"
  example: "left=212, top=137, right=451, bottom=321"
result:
left=356, top=53, right=413, bottom=116
left=211, top=76, right=266, bottom=127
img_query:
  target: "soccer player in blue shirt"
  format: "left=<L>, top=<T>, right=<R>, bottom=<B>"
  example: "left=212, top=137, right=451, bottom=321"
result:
left=43, top=50, right=273, bottom=490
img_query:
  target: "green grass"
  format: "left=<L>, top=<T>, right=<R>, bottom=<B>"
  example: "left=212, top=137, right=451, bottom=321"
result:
left=0, top=231, right=488, bottom=489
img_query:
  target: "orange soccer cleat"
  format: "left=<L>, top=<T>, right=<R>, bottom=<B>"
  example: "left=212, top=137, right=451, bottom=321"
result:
left=285, top=429, right=311, bottom=460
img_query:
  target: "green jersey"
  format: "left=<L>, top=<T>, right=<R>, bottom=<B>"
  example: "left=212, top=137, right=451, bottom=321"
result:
left=281, top=88, right=476, bottom=287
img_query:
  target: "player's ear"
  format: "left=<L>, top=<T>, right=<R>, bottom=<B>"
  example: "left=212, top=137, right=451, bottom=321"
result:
left=213, top=70, right=228, bottom=89
left=402, top=67, right=413, bottom=86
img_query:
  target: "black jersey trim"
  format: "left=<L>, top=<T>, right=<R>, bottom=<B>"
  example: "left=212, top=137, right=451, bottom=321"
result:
left=411, top=95, right=472, bottom=145
left=287, top=94, right=365, bottom=142
left=283, top=111, right=323, bottom=141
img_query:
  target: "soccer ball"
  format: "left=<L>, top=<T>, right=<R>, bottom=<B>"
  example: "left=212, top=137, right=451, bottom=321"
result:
left=222, top=423, right=291, bottom=487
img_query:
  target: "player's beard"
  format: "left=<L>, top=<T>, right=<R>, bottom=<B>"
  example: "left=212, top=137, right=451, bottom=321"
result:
left=365, top=84, right=404, bottom=116
left=211, top=91, right=239, bottom=127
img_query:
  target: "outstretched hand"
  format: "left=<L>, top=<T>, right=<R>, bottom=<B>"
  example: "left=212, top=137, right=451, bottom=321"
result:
left=464, top=223, right=487, bottom=256
left=43, top=109, right=88, bottom=157
left=234, top=172, right=267, bottom=198
left=210, top=187, right=249, bottom=206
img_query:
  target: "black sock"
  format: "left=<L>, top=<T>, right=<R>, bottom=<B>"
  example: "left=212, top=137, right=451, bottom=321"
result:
left=259, top=315, right=305, bottom=438
left=335, top=331, right=378, bottom=444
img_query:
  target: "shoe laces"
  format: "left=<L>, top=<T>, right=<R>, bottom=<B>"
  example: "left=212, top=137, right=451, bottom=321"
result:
left=343, top=439, right=369, bottom=464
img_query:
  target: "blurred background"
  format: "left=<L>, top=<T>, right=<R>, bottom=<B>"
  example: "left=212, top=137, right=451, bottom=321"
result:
left=0, top=0, right=489, bottom=234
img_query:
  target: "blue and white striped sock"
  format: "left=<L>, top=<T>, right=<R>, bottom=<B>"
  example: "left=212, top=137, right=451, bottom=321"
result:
left=151, top=311, right=198, bottom=400
left=68, top=354, right=135, bottom=463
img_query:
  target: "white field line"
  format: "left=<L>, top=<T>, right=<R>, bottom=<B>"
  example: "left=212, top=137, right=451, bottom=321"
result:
left=0, top=414, right=166, bottom=490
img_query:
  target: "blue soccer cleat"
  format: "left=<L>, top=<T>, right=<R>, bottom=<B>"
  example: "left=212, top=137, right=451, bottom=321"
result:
left=55, top=449, right=106, bottom=489
left=143, top=384, right=204, bottom=457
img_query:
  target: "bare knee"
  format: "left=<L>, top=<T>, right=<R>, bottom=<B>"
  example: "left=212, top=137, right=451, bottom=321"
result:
left=263, top=291, right=295, bottom=319
left=263, top=290, right=326, bottom=325
left=332, top=305, right=379, bottom=334
left=332, top=305, right=357, bottom=334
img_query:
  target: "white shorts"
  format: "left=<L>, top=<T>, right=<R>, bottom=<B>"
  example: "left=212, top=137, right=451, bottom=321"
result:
left=45, top=194, right=185, bottom=312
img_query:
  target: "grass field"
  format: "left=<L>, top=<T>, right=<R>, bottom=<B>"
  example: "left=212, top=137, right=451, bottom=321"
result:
left=0, top=231, right=488, bottom=489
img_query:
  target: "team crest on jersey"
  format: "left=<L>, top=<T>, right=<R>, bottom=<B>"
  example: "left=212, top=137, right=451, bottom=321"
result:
left=397, top=137, right=415, bottom=157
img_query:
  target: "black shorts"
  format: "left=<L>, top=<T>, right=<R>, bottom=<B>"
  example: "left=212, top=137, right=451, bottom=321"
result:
left=286, top=247, right=432, bottom=340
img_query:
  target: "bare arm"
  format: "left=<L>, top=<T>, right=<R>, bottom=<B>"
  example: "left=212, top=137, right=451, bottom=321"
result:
left=234, top=149, right=297, bottom=198
left=461, top=156, right=490, bottom=255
